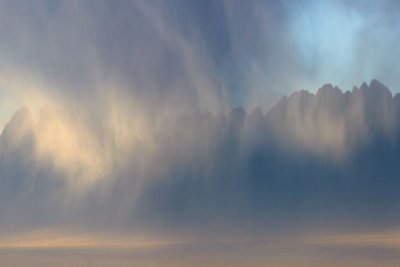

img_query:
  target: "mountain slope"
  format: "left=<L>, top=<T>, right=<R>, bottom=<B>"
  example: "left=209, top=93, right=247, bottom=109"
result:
left=266, top=79, right=400, bottom=159
left=1, top=79, right=400, bottom=232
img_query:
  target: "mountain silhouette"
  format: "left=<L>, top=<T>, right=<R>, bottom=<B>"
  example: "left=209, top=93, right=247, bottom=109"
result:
left=265, top=79, right=400, bottom=159
left=1, top=79, right=400, bottom=231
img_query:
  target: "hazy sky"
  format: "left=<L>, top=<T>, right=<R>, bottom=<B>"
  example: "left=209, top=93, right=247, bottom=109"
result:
left=1, top=1, right=400, bottom=266
left=1, top=0, right=400, bottom=125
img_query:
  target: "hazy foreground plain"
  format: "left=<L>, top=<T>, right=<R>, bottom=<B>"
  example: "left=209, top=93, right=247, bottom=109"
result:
left=1, top=229, right=400, bottom=267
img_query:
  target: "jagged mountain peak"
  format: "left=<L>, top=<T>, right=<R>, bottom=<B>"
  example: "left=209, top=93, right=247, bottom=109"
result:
left=352, top=79, right=391, bottom=98
left=265, top=79, right=399, bottom=159
left=370, top=78, right=387, bottom=90
left=9, top=106, right=33, bottom=123
left=367, top=78, right=392, bottom=98
left=1, top=106, right=34, bottom=138
left=284, top=79, right=392, bottom=103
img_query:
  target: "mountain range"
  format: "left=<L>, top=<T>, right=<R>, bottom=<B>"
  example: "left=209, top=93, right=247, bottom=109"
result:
left=1, top=79, right=400, bottom=233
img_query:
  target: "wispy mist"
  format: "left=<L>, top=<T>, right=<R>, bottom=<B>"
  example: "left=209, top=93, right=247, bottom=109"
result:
left=1, top=1, right=400, bottom=266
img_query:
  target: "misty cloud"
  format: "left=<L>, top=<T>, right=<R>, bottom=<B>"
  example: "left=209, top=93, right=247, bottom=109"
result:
left=1, top=2, right=400, bottom=265
left=1, top=80, right=400, bottom=237
left=1, top=0, right=400, bottom=119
